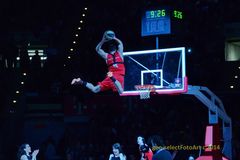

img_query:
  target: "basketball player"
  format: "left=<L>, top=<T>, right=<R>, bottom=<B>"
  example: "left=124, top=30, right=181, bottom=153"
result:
left=137, top=136, right=153, bottom=160
left=71, top=30, right=125, bottom=94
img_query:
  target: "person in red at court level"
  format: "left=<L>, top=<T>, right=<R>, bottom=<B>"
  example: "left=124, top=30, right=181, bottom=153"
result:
left=137, top=136, right=153, bottom=160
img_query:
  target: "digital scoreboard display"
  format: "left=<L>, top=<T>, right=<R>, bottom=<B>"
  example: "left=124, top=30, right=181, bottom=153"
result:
left=141, top=8, right=183, bottom=36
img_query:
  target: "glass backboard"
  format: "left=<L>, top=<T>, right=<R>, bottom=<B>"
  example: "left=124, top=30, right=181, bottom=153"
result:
left=121, top=47, right=188, bottom=96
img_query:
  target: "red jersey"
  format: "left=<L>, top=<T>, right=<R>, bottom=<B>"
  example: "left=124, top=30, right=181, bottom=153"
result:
left=98, top=51, right=125, bottom=92
left=139, top=144, right=153, bottom=160
left=144, top=150, right=153, bottom=160
left=106, top=51, right=125, bottom=75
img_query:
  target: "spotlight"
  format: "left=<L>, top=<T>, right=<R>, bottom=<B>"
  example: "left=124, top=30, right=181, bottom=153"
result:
left=70, top=48, right=73, bottom=51
left=23, top=72, right=27, bottom=76
left=73, top=41, right=76, bottom=44
left=187, top=48, right=192, bottom=53
left=68, top=56, right=71, bottom=59
left=13, top=100, right=17, bottom=103
left=78, top=27, right=81, bottom=30
left=80, top=20, right=83, bottom=23
left=230, top=85, right=234, bottom=89
left=82, top=14, right=85, bottom=17
left=235, top=76, right=238, bottom=79
left=84, top=7, right=87, bottom=10
left=21, top=82, right=24, bottom=85
left=75, top=34, right=79, bottom=37
left=16, top=91, right=20, bottom=94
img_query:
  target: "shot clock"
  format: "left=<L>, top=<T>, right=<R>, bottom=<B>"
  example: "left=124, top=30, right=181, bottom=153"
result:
left=141, top=8, right=184, bottom=36
left=146, top=9, right=167, bottom=19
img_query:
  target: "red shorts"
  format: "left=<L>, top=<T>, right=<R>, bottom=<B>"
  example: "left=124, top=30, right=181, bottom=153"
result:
left=98, top=73, right=124, bottom=92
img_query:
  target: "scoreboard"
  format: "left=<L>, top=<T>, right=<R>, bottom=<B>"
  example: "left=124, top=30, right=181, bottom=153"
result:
left=141, top=8, right=184, bottom=36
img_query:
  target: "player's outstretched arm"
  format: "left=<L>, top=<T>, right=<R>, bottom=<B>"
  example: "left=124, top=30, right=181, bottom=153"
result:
left=96, top=33, right=108, bottom=60
left=114, top=37, right=123, bottom=54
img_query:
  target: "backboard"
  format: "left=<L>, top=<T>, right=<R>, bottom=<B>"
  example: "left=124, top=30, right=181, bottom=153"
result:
left=121, top=47, right=187, bottom=96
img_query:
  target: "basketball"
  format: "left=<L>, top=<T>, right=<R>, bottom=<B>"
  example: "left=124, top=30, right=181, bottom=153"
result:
left=105, top=30, right=115, bottom=40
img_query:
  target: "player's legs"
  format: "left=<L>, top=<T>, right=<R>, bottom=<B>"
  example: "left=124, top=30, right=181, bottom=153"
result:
left=107, top=72, right=124, bottom=94
left=97, top=74, right=122, bottom=93
left=71, top=72, right=124, bottom=94
left=113, top=80, right=123, bottom=94
left=71, top=78, right=101, bottom=93
left=86, top=83, right=101, bottom=93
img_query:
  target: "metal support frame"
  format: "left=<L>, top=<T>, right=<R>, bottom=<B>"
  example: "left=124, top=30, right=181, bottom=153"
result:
left=185, top=85, right=232, bottom=159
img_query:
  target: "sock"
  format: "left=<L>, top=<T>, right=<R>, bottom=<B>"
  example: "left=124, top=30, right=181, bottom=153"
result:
left=81, top=80, right=87, bottom=87
left=110, top=76, right=116, bottom=82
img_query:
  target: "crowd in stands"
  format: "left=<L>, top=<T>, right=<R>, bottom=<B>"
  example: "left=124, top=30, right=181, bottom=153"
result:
left=61, top=95, right=207, bottom=160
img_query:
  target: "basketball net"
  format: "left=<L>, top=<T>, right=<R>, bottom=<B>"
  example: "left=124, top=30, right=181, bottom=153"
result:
left=135, top=85, right=156, bottom=99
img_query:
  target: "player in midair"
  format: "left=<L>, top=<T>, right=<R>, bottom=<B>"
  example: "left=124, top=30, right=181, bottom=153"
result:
left=71, top=30, right=125, bottom=94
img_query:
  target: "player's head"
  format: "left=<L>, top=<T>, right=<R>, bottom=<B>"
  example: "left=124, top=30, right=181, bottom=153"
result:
left=112, top=143, right=123, bottom=155
left=137, top=136, right=145, bottom=145
left=17, top=143, right=31, bottom=159
left=107, top=39, right=119, bottom=53
left=148, top=135, right=164, bottom=147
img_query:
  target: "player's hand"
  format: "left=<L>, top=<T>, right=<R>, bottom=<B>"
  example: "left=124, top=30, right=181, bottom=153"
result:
left=71, top=78, right=82, bottom=85
left=119, top=153, right=124, bottom=158
left=107, top=72, right=113, bottom=78
left=109, top=154, right=114, bottom=159
left=119, top=153, right=125, bottom=160
left=101, top=35, right=108, bottom=42
left=32, top=149, right=39, bottom=157
left=140, top=153, right=145, bottom=160
left=102, top=32, right=109, bottom=42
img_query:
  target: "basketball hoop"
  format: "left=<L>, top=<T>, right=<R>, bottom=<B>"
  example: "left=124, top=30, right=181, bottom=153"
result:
left=135, top=85, right=156, bottom=99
